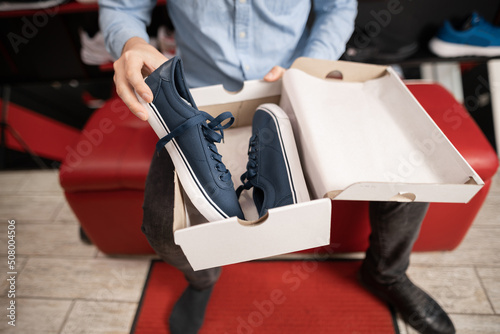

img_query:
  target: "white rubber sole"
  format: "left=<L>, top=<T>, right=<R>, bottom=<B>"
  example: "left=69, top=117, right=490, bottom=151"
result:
left=136, top=93, right=230, bottom=222
left=258, top=103, right=310, bottom=204
left=429, top=37, right=500, bottom=57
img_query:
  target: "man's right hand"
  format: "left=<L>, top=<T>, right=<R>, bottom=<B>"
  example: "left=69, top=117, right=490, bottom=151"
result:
left=113, top=37, right=168, bottom=121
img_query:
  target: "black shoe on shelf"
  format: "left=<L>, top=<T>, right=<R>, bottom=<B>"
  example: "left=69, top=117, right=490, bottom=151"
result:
left=342, top=28, right=419, bottom=64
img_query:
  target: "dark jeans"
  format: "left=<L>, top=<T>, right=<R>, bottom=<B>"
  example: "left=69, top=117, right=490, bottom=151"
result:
left=142, top=149, right=429, bottom=288
left=141, top=150, right=221, bottom=290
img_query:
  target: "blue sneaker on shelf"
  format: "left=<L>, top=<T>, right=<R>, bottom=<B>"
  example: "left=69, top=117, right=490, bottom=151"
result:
left=138, top=56, right=244, bottom=221
left=429, top=12, right=500, bottom=57
left=236, top=104, right=310, bottom=218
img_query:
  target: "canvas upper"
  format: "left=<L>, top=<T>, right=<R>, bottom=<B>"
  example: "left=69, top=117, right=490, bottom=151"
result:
left=145, top=57, right=244, bottom=220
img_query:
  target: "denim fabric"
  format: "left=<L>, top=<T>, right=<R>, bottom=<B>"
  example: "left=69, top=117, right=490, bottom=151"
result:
left=363, top=201, right=430, bottom=285
left=141, top=149, right=221, bottom=290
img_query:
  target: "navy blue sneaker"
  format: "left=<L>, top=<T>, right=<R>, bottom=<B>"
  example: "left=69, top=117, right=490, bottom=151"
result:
left=236, top=104, right=309, bottom=218
left=138, top=57, right=244, bottom=221
left=429, top=12, right=500, bottom=57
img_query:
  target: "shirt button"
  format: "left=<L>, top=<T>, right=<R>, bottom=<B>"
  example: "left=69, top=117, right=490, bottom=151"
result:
left=244, top=65, right=250, bottom=71
left=239, top=0, right=246, bottom=3
left=239, top=31, right=246, bottom=38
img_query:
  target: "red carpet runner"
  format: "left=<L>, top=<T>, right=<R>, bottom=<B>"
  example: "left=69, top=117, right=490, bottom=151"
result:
left=131, top=260, right=397, bottom=334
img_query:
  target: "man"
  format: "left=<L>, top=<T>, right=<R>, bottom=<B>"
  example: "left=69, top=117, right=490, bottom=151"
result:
left=99, top=1, right=455, bottom=333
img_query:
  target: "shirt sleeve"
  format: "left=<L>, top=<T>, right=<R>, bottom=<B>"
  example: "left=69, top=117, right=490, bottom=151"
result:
left=302, top=0, right=357, bottom=60
left=98, top=0, right=157, bottom=60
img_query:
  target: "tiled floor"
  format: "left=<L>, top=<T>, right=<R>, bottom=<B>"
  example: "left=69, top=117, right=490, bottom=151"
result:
left=0, top=169, right=499, bottom=333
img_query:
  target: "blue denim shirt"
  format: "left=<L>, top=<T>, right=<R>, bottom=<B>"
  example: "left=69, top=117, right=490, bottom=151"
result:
left=99, top=0, right=357, bottom=90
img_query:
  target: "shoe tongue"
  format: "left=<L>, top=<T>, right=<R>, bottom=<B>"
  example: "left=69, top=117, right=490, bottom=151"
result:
left=462, top=12, right=481, bottom=30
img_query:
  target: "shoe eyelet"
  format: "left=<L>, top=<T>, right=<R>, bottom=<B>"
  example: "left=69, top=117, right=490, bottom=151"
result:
left=218, top=175, right=223, bottom=181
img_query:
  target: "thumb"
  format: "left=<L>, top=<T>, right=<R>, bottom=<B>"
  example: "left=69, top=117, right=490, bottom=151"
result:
left=264, top=66, right=285, bottom=82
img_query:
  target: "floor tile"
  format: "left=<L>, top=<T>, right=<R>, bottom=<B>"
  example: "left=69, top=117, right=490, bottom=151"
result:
left=0, top=223, right=96, bottom=257
left=18, top=170, right=63, bottom=194
left=404, top=315, right=500, bottom=334
left=0, top=167, right=497, bottom=333
left=61, top=300, right=137, bottom=334
left=0, top=256, right=27, bottom=296
left=18, top=257, right=150, bottom=302
left=489, top=173, right=500, bottom=195
left=473, top=193, right=500, bottom=227
left=477, top=267, right=500, bottom=314
left=0, top=297, right=72, bottom=334
left=0, top=171, right=30, bottom=195
left=410, top=228, right=500, bottom=266
left=54, top=200, right=79, bottom=224
left=407, top=266, right=493, bottom=314
left=0, top=195, right=63, bottom=221
left=448, top=314, right=500, bottom=334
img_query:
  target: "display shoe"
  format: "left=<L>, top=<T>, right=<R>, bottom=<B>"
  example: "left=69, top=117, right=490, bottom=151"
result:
left=236, top=103, right=309, bottom=217
left=138, top=56, right=244, bottom=221
left=429, top=12, right=500, bottom=58
left=359, top=265, right=456, bottom=334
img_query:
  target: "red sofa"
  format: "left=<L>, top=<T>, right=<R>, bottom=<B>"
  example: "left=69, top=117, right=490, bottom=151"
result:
left=59, top=83, right=499, bottom=255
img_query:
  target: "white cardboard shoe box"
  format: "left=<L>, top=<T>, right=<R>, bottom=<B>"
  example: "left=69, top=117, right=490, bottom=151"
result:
left=281, top=58, right=483, bottom=203
left=172, top=58, right=483, bottom=271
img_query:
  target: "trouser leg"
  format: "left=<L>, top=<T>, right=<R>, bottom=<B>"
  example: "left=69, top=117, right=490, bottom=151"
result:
left=363, top=201, right=430, bottom=284
left=141, top=149, right=221, bottom=290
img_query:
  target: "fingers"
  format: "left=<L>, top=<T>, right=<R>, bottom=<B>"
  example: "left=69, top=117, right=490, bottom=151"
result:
left=264, top=66, right=286, bottom=82
left=113, top=58, right=149, bottom=121
left=125, top=52, right=154, bottom=102
left=112, top=37, right=168, bottom=121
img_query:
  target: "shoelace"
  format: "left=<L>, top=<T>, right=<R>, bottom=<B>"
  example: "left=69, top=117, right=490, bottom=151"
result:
left=236, top=134, right=259, bottom=197
left=156, top=111, right=235, bottom=182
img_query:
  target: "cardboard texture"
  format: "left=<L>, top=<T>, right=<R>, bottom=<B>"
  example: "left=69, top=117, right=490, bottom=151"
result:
left=173, top=58, right=484, bottom=271
left=281, top=58, right=483, bottom=203
left=174, top=79, right=331, bottom=271
left=175, top=199, right=332, bottom=270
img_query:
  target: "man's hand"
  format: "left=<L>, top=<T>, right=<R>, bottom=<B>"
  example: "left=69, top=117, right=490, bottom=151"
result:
left=113, top=37, right=168, bottom=121
left=264, top=66, right=286, bottom=82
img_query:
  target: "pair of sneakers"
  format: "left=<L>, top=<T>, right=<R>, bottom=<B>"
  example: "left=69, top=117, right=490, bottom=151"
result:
left=139, top=56, right=308, bottom=222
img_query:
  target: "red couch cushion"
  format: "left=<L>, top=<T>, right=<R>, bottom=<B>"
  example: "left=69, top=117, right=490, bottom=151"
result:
left=59, top=82, right=498, bottom=254
left=60, top=99, right=157, bottom=192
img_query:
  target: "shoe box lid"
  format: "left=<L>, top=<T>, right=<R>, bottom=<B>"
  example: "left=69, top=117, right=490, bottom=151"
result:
left=280, top=57, right=483, bottom=203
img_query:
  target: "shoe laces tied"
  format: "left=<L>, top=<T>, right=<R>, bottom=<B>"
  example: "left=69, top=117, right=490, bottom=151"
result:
left=156, top=110, right=235, bottom=182
left=236, top=134, right=258, bottom=197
